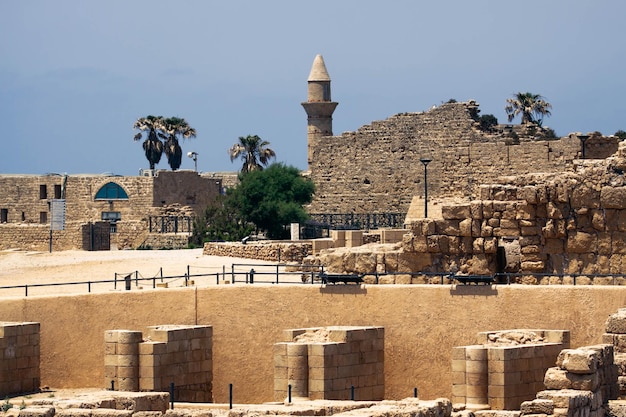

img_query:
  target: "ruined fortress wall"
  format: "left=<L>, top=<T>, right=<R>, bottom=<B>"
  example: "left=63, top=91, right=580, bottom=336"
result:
left=307, top=103, right=587, bottom=214
left=0, top=285, right=625, bottom=403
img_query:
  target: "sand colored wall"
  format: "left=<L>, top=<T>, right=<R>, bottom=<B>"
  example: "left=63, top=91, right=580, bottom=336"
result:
left=0, top=285, right=625, bottom=404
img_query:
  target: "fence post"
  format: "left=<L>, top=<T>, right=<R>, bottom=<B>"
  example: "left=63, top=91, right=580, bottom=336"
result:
left=125, top=274, right=131, bottom=291
left=250, top=269, right=254, bottom=284
left=276, top=265, right=279, bottom=284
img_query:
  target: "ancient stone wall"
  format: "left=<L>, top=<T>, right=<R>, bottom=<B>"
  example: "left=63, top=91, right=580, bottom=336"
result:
left=452, top=330, right=569, bottom=410
left=1, top=285, right=625, bottom=404
left=0, top=322, right=40, bottom=398
left=307, top=101, right=618, bottom=215
left=309, top=142, right=626, bottom=278
left=274, top=326, right=384, bottom=401
left=104, top=325, right=213, bottom=403
left=203, top=241, right=312, bottom=263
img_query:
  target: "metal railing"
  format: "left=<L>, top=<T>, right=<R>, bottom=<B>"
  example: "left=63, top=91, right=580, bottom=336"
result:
left=308, top=212, right=406, bottom=230
left=3, top=267, right=626, bottom=297
left=148, top=215, right=192, bottom=234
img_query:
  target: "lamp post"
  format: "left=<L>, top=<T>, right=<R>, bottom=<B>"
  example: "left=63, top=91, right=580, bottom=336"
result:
left=187, top=151, right=198, bottom=171
left=420, top=158, right=432, bottom=218
left=577, top=135, right=589, bottom=159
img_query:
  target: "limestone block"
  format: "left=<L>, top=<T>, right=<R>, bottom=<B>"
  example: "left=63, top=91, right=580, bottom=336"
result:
left=442, top=204, right=471, bottom=220
left=606, top=310, right=626, bottom=334
left=536, top=389, right=592, bottom=409
left=566, top=232, right=597, bottom=254
left=460, top=219, right=473, bottom=237
left=544, top=368, right=572, bottom=390
left=601, top=186, right=626, bottom=209
left=354, top=252, right=376, bottom=274
left=612, top=232, right=626, bottom=254
left=521, top=261, right=545, bottom=272
left=556, top=349, right=599, bottom=374
left=571, top=185, right=599, bottom=209
left=520, top=399, right=555, bottom=416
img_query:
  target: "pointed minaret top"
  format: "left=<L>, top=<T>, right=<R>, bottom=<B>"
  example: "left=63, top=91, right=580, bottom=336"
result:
left=307, top=54, right=331, bottom=82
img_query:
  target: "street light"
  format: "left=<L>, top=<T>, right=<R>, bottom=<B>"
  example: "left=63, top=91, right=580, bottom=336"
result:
left=187, top=151, right=198, bottom=171
left=577, top=135, right=589, bottom=159
left=420, top=158, right=432, bottom=218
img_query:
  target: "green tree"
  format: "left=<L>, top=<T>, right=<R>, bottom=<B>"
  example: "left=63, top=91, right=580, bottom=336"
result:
left=229, top=163, right=314, bottom=239
left=614, top=130, right=626, bottom=140
left=190, top=195, right=253, bottom=245
left=505, top=92, right=552, bottom=125
left=133, top=115, right=164, bottom=169
left=228, top=134, right=276, bottom=173
left=161, top=117, right=197, bottom=171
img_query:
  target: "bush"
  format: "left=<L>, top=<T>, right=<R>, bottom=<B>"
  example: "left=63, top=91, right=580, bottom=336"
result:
left=478, top=114, right=498, bottom=131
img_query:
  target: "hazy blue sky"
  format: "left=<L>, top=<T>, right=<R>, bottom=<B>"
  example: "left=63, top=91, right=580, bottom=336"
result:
left=2, top=1, right=625, bottom=175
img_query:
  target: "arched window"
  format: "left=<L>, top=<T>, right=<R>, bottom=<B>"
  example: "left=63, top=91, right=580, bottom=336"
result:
left=95, top=182, right=129, bottom=200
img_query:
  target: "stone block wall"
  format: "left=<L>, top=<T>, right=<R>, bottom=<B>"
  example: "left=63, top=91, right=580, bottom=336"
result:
left=0, top=322, right=40, bottom=397
left=307, top=101, right=619, bottom=215
left=274, top=326, right=384, bottom=401
left=399, top=144, right=626, bottom=277
left=104, top=325, right=212, bottom=403
left=203, top=241, right=312, bottom=263
left=0, top=171, right=221, bottom=250
left=452, top=329, right=569, bottom=410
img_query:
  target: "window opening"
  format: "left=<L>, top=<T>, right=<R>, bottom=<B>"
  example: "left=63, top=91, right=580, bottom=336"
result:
left=39, top=185, right=47, bottom=199
left=1, top=209, right=7, bottom=223
left=54, top=184, right=62, bottom=199
left=39, top=212, right=47, bottom=224
left=95, top=182, right=129, bottom=200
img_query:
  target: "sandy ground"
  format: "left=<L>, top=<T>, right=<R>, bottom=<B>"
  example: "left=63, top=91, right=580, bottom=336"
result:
left=0, top=248, right=300, bottom=298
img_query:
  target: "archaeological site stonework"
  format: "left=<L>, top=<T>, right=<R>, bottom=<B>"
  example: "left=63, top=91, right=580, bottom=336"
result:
left=307, top=101, right=619, bottom=215
left=302, top=56, right=618, bottom=216
left=302, top=141, right=626, bottom=279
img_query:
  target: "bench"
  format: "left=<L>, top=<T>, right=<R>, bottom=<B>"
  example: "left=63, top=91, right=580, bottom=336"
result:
left=319, top=273, right=364, bottom=285
left=453, top=275, right=494, bottom=285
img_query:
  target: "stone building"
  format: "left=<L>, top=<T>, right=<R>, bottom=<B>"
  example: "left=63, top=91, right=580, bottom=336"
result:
left=0, top=170, right=221, bottom=251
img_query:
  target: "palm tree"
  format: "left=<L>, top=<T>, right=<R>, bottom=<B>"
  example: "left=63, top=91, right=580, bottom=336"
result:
left=505, top=92, right=552, bottom=125
left=133, top=115, right=164, bottom=170
left=228, top=135, right=276, bottom=173
left=161, top=117, right=197, bottom=171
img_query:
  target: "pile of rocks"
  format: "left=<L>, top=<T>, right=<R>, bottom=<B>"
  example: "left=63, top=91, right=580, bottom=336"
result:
left=532, top=345, right=618, bottom=417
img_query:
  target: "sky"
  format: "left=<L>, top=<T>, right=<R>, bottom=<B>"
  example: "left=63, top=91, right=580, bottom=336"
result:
left=2, top=1, right=626, bottom=176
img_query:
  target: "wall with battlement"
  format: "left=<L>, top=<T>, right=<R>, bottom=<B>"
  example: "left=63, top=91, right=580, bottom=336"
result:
left=307, top=101, right=618, bottom=215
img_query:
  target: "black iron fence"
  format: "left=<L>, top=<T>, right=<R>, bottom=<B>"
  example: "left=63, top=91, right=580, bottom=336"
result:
left=149, top=216, right=193, bottom=234
left=4, top=265, right=626, bottom=297
left=308, top=212, right=407, bottom=230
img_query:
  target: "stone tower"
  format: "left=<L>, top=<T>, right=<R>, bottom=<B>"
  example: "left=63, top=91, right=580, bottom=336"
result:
left=301, top=54, right=338, bottom=168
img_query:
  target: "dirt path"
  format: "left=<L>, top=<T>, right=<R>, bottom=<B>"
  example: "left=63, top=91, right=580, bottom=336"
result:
left=0, top=248, right=291, bottom=297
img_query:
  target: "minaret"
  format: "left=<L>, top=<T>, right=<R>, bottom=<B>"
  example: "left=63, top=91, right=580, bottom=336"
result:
left=301, top=54, right=338, bottom=168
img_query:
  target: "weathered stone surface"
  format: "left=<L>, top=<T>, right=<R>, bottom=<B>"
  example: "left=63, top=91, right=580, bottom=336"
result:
left=606, top=309, right=626, bottom=334
left=601, top=186, right=626, bottom=209
left=520, top=399, right=554, bottom=416
left=556, top=349, right=599, bottom=374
